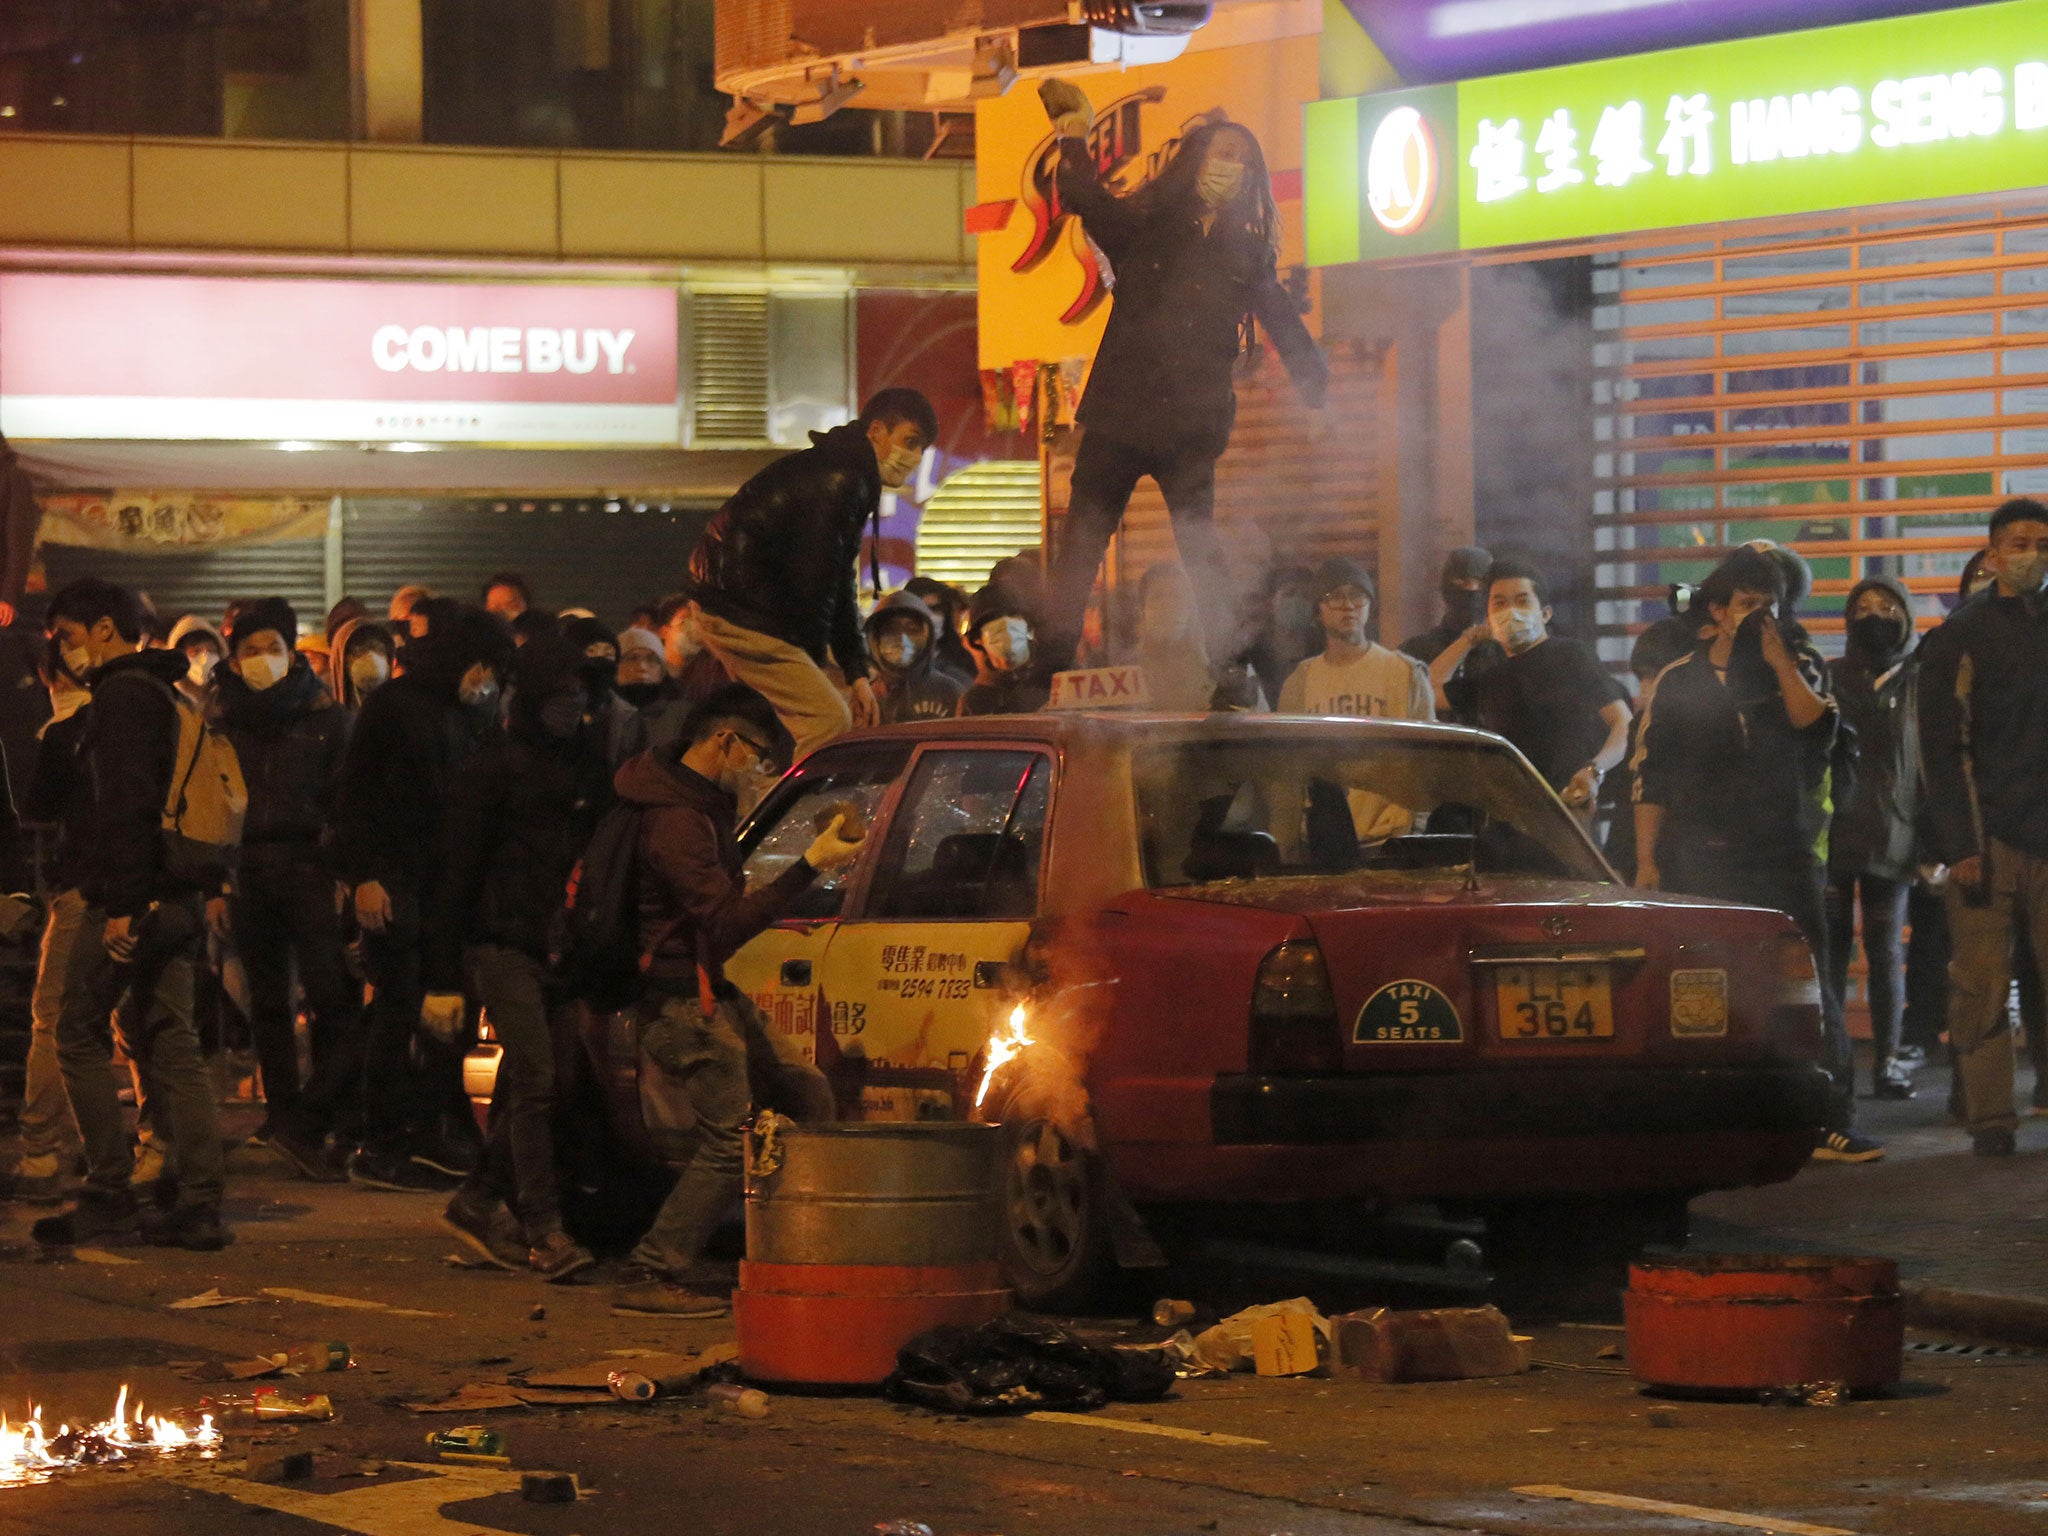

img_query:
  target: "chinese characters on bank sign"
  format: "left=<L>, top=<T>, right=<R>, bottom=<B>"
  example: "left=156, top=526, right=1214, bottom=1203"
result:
left=1305, top=0, right=2048, bottom=264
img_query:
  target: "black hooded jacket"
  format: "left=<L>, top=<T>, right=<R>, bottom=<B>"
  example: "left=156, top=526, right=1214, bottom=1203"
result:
left=1918, top=582, right=2048, bottom=865
left=79, top=647, right=193, bottom=918
left=1056, top=140, right=1327, bottom=461
left=334, top=612, right=510, bottom=892
left=865, top=591, right=966, bottom=724
left=425, top=636, right=613, bottom=987
left=211, top=659, right=348, bottom=859
left=686, top=420, right=877, bottom=678
left=1827, top=576, right=1920, bottom=880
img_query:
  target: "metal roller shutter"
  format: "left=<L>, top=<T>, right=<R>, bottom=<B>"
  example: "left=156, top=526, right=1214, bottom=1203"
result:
left=1592, top=200, right=2048, bottom=659
left=36, top=537, right=327, bottom=631
left=340, top=498, right=714, bottom=629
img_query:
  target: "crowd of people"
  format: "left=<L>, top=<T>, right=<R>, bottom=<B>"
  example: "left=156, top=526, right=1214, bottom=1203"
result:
left=4, top=372, right=2043, bottom=1307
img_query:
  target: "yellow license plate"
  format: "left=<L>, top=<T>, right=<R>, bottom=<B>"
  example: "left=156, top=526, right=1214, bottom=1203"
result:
left=1495, top=964, right=1614, bottom=1041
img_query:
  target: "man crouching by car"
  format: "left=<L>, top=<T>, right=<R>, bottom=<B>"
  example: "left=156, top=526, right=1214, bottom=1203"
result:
left=610, top=684, right=865, bottom=1317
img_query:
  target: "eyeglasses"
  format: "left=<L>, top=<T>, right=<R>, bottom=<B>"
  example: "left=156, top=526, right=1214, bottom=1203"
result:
left=727, top=730, right=774, bottom=761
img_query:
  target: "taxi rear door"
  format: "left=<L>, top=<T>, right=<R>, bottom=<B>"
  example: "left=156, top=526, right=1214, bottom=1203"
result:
left=822, top=746, right=1055, bottom=1120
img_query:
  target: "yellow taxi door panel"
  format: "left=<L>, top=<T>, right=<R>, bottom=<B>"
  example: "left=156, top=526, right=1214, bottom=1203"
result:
left=817, top=747, right=1054, bottom=1122
left=727, top=739, right=918, bottom=1069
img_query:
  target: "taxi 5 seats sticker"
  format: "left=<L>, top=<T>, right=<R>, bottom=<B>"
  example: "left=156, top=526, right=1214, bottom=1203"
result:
left=1355, top=979, right=1463, bottom=1044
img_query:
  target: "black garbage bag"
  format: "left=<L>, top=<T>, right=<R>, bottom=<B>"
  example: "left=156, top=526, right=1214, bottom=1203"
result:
left=885, top=1314, right=1176, bottom=1415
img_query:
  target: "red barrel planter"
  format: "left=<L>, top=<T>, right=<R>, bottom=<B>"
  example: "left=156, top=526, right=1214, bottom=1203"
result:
left=1624, top=1253, right=1903, bottom=1393
left=735, top=1260, right=1011, bottom=1385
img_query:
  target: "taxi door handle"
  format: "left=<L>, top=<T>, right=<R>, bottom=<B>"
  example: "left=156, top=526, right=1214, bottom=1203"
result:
left=780, top=960, right=813, bottom=986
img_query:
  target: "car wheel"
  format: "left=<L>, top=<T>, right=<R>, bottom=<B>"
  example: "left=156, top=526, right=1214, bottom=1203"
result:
left=995, top=1110, right=1109, bottom=1313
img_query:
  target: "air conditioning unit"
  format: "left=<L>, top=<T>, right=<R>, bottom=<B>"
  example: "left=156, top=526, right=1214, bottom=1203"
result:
left=714, top=0, right=1214, bottom=136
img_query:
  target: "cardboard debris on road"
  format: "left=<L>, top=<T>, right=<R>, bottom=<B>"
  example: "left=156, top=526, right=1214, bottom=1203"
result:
left=1330, top=1305, right=1528, bottom=1383
left=402, top=1383, right=530, bottom=1414
left=168, top=1288, right=260, bottom=1310
left=1190, top=1299, right=1332, bottom=1375
left=402, top=1345, right=738, bottom=1413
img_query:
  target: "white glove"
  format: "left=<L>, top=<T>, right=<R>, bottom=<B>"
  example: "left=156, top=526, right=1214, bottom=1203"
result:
left=804, top=814, right=865, bottom=873
left=419, top=992, right=466, bottom=1044
left=1038, top=78, right=1093, bottom=139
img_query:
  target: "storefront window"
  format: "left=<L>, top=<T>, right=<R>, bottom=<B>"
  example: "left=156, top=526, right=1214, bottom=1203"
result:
left=0, top=0, right=351, bottom=140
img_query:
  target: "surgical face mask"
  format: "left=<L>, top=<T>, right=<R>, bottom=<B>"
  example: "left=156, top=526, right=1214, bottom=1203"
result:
left=879, top=443, right=923, bottom=490
left=1848, top=612, right=1908, bottom=657
left=877, top=632, right=923, bottom=669
left=716, top=737, right=772, bottom=798
left=1999, top=547, right=2048, bottom=594
left=1488, top=607, right=1545, bottom=653
left=240, top=650, right=288, bottom=691
left=459, top=675, right=499, bottom=712
left=538, top=693, right=584, bottom=741
left=61, top=643, right=93, bottom=682
left=186, top=652, right=217, bottom=688
left=1197, top=157, right=1245, bottom=209
left=348, top=652, right=390, bottom=695
left=982, top=618, right=1032, bottom=671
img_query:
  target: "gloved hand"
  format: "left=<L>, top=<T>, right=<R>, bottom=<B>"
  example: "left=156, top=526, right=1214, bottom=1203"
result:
left=1038, top=78, right=1093, bottom=139
left=419, top=992, right=466, bottom=1044
left=804, top=813, right=865, bottom=872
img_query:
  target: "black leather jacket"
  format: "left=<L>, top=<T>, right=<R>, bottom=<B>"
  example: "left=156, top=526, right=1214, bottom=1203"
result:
left=687, top=421, right=877, bottom=679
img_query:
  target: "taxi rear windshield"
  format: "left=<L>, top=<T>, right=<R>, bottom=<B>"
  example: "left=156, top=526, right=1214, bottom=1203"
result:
left=1134, top=736, right=1612, bottom=887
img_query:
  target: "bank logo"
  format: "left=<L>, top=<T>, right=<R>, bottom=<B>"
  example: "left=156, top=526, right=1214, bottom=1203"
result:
left=1367, top=105, right=1438, bottom=235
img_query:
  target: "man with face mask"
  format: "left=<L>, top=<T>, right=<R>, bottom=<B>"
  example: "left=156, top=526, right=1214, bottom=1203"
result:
left=610, top=685, right=861, bottom=1316
left=208, top=599, right=357, bottom=1179
left=167, top=616, right=225, bottom=709
left=865, top=589, right=965, bottom=724
left=31, top=578, right=232, bottom=1251
left=1444, top=558, right=1629, bottom=811
left=1632, top=547, right=1877, bottom=1163
left=335, top=605, right=514, bottom=1191
left=959, top=585, right=1052, bottom=717
left=1400, top=547, right=1495, bottom=667
left=422, top=634, right=612, bottom=1280
left=1919, top=497, right=2048, bottom=1155
left=685, top=389, right=937, bottom=761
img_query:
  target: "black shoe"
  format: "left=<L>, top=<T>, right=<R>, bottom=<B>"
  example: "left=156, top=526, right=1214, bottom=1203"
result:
left=141, top=1202, right=230, bottom=1251
left=410, top=1132, right=482, bottom=1179
left=348, top=1147, right=456, bottom=1193
left=438, top=1193, right=526, bottom=1271
left=269, top=1128, right=346, bottom=1184
left=528, top=1230, right=597, bottom=1284
left=1973, top=1127, right=2017, bottom=1157
left=32, top=1189, right=140, bottom=1247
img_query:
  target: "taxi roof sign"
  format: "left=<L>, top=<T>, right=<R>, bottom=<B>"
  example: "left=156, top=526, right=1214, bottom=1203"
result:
left=1046, top=665, right=1151, bottom=710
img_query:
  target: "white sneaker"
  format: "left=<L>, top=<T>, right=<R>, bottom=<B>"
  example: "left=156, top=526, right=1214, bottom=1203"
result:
left=129, top=1139, right=168, bottom=1188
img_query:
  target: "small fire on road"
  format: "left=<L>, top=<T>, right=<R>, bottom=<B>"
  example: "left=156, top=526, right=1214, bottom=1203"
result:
left=2, top=1385, right=220, bottom=1487
left=974, top=1004, right=1034, bottom=1112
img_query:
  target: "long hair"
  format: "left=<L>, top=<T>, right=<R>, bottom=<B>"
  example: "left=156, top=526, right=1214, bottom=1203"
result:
left=1128, top=118, right=1285, bottom=368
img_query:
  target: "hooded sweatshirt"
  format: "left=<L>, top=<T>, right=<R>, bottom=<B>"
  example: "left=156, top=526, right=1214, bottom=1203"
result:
left=1827, top=575, right=1920, bottom=880
left=865, top=590, right=965, bottom=724
left=211, top=656, right=348, bottom=859
left=612, top=749, right=817, bottom=991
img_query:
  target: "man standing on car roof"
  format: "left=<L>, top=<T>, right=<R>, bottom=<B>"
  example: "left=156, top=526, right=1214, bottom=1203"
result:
left=1631, top=546, right=1881, bottom=1165
left=609, top=685, right=866, bottom=1318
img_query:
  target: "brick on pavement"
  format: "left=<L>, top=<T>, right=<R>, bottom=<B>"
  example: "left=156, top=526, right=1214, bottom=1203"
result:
left=1694, top=1056, right=2048, bottom=1304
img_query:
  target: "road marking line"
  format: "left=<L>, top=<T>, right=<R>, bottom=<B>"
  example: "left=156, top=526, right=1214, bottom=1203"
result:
left=178, top=1459, right=526, bottom=1535
left=72, top=1247, right=141, bottom=1265
left=1513, top=1484, right=1857, bottom=1535
left=262, top=1286, right=449, bottom=1318
left=1025, top=1411, right=1268, bottom=1447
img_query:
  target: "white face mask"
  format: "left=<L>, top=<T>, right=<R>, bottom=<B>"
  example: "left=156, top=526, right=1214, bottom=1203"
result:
left=240, top=650, right=288, bottom=691
left=460, top=676, right=499, bottom=712
left=61, top=644, right=93, bottom=682
left=877, top=632, right=922, bottom=669
left=1197, top=157, right=1246, bottom=209
left=1488, top=608, right=1545, bottom=653
left=348, top=652, right=390, bottom=695
left=982, top=618, right=1032, bottom=671
left=879, top=444, right=924, bottom=489
left=187, top=652, right=217, bottom=688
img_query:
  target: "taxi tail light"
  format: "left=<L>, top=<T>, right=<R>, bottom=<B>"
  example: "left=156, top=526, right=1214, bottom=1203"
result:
left=1768, top=932, right=1824, bottom=1057
left=1251, top=940, right=1342, bottom=1074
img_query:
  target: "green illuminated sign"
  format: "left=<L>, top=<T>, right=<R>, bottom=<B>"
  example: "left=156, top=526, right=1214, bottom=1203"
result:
left=1306, top=0, right=2048, bottom=265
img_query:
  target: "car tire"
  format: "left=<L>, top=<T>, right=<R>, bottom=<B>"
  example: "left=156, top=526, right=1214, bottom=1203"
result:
left=991, top=1096, right=1110, bottom=1314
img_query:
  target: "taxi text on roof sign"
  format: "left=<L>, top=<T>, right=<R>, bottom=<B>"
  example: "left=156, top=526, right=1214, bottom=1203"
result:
left=1305, top=0, right=2048, bottom=264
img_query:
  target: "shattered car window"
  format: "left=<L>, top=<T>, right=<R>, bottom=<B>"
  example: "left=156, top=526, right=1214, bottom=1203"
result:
left=1134, top=736, right=1611, bottom=887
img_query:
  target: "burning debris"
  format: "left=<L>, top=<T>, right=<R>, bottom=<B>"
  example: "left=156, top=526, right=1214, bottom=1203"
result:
left=974, top=1003, right=1035, bottom=1112
left=2, top=1385, right=221, bottom=1487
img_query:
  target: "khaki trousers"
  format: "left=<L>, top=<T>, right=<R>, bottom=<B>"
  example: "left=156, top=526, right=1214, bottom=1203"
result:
left=694, top=608, right=852, bottom=764
left=1945, top=838, right=2048, bottom=1134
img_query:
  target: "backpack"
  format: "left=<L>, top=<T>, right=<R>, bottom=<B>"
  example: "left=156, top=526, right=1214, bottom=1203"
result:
left=95, top=670, right=248, bottom=889
left=554, top=800, right=647, bottom=1008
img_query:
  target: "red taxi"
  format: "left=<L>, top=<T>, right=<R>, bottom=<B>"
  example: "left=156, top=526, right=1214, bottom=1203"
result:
left=564, top=712, right=1831, bottom=1307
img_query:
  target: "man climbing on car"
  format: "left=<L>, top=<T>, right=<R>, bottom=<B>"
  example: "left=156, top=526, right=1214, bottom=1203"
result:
left=609, top=684, right=866, bottom=1317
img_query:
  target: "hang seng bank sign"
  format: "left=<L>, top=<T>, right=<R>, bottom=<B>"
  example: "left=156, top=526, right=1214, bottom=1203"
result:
left=1305, top=0, right=2048, bottom=264
left=0, top=273, right=679, bottom=443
